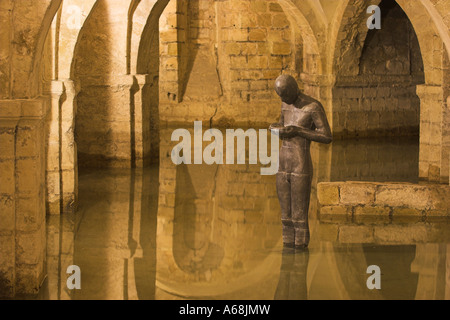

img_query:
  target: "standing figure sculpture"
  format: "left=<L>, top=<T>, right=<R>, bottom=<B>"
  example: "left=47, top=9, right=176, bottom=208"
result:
left=270, top=75, right=332, bottom=248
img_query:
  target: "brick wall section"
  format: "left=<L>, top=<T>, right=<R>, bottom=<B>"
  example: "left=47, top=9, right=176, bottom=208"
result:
left=159, top=0, right=297, bottom=126
left=332, top=82, right=421, bottom=138
left=317, top=181, right=450, bottom=219
left=219, top=0, right=294, bottom=103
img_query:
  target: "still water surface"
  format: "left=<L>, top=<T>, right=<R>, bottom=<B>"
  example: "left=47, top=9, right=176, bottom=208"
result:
left=38, top=132, right=449, bottom=300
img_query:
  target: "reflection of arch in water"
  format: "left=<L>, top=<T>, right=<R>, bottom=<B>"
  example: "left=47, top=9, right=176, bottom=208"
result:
left=173, top=164, right=224, bottom=276
left=156, top=238, right=283, bottom=299
left=133, top=166, right=160, bottom=300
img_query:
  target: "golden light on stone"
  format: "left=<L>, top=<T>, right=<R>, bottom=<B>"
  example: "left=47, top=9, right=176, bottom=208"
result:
left=0, top=0, right=449, bottom=300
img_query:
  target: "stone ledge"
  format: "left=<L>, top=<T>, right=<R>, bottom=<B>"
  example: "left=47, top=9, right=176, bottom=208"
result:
left=317, top=181, right=450, bottom=217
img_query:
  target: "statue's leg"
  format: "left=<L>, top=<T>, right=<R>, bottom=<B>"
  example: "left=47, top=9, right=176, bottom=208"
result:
left=276, top=172, right=294, bottom=247
left=291, top=174, right=312, bottom=248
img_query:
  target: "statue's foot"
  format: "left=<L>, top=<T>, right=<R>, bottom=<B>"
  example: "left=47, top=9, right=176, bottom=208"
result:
left=283, top=242, right=295, bottom=248
left=294, top=223, right=310, bottom=249
left=282, top=220, right=295, bottom=247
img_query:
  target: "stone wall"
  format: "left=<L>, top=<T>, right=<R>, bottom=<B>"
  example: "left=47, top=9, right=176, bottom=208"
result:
left=0, top=97, right=48, bottom=297
left=317, top=181, right=450, bottom=219
left=159, top=0, right=298, bottom=127
left=332, top=82, right=421, bottom=138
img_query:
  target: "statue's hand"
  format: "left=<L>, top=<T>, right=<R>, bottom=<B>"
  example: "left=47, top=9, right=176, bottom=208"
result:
left=279, top=126, right=297, bottom=139
left=279, top=126, right=309, bottom=139
left=270, top=123, right=283, bottom=130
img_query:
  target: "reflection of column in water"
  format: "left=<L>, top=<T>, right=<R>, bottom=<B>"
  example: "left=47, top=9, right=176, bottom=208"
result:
left=133, top=167, right=159, bottom=300
left=173, top=164, right=224, bottom=276
left=274, top=248, right=309, bottom=300
left=446, top=244, right=450, bottom=300
left=412, top=243, right=448, bottom=300
left=46, top=212, right=77, bottom=300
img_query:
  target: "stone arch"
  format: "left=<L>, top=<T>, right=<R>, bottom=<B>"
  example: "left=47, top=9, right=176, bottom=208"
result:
left=26, top=0, right=63, bottom=98
left=330, top=0, right=450, bottom=183
left=330, top=0, right=448, bottom=92
left=278, top=0, right=323, bottom=75
left=329, top=0, right=382, bottom=77
left=396, top=0, right=450, bottom=183
left=128, top=0, right=160, bottom=75
left=131, top=0, right=169, bottom=165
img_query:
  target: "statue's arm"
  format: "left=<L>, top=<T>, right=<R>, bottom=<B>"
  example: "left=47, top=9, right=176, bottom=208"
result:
left=290, top=104, right=333, bottom=144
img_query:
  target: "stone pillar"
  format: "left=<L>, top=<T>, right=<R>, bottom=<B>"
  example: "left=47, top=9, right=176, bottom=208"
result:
left=446, top=96, right=450, bottom=186
left=416, top=84, right=445, bottom=183
left=45, top=81, right=64, bottom=215
left=0, top=97, right=49, bottom=297
left=0, top=112, right=18, bottom=298
left=44, top=80, right=80, bottom=215
left=77, top=75, right=135, bottom=168
left=46, top=213, right=77, bottom=300
left=132, top=74, right=149, bottom=168
left=61, top=80, right=80, bottom=213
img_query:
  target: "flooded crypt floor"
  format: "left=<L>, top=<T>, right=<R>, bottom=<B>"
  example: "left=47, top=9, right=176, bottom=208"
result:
left=37, top=130, right=450, bottom=300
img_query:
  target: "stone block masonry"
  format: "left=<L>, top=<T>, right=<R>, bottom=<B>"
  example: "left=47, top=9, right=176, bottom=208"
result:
left=159, top=0, right=297, bottom=127
left=0, top=97, right=48, bottom=297
left=317, top=181, right=450, bottom=219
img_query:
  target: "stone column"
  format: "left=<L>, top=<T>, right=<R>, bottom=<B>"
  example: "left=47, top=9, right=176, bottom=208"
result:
left=446, top=96, right=450, bottom=186
left=61, top=80, right=80, bottom=214
left=0, top=97, right=49, bottom=297
left=44, top=79, right=80, bottom=215
left=45, top=81, right=64, bottom=215
left=0, top=108, right=19, bottom=298
left=416, top=84, right=445, bottom=183
left=132, top=74, right=149, bottom=168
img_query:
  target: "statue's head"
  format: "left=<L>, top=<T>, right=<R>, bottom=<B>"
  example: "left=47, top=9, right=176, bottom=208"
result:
left=275, top=75, right=300, bottom=105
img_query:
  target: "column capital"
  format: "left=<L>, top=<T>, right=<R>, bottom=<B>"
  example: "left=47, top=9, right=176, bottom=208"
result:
left=77, top=75, right=137, bottom=88
left=43, top=80, right=65, bottom=96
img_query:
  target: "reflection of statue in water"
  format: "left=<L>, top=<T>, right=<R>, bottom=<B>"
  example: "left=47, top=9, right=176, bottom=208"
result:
left=275, top=247, right=309, bottom=300
left=270, top=75, right=332, bottom=248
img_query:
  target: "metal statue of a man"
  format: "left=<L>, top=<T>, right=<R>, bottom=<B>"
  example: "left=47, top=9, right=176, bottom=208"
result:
left=270, top=75, right=332, bottom=248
